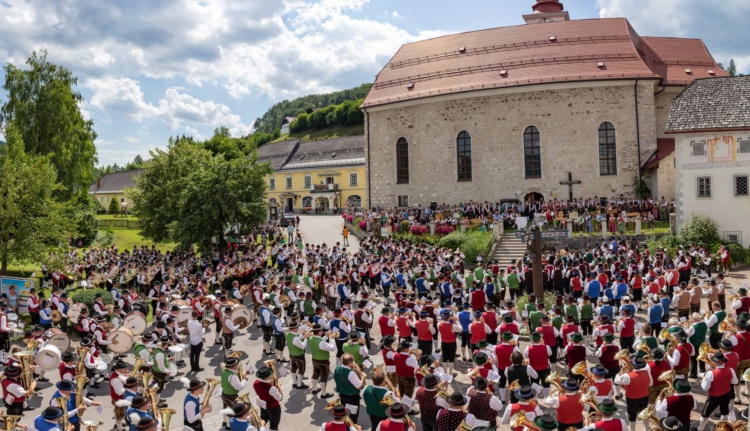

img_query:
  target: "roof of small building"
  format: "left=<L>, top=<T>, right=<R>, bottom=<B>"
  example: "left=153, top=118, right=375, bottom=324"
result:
left=666, top=76, right=750, bottom=133
left=281, top=136, right=365, bottom=170
left=257, top=139, right=300, bottom=169
left=281, top=117, right=296, bottom=125
left=89, top=169, right=144, bottom=193
left=361, top=17, right=726, bottom=109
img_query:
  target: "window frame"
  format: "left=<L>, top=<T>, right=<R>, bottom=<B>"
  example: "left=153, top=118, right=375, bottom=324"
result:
left=269, top=178, right=275, bottom=190
left=396, top=137, right=409, bottom=184
left=304, top=175, right=311, bottom=189
left=285, top=177, right=293, bottom=189
left=302, top=196, right=312, bottom=208
left=524, top=126, right=542, bottom=179
left=598, top=122, right=617, bottom=176
left=397, top=195, right=409, bottom=207
left=349, top=173, right=358, bottom=187
left=735, top=175, right=749, bottom=197
left=456, top=131, right=472, bottom=182
left=691, top=140, right=706, bottom=157
left=696, top=176, right=712, bottom=198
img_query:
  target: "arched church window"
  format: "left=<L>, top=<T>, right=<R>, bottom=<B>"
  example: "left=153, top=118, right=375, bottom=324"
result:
left=524, top=126, right=541, bottom=178
left=599, top=122, right=617, bottom=175
left=396, top=137, right=409, bottom=184
left=457, top=131, right=472, bottom=181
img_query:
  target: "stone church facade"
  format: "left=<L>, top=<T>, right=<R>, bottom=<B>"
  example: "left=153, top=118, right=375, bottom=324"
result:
left=361, top=0, right=725, bottom=207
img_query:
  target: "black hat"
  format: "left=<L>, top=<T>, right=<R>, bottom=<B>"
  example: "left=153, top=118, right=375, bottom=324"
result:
left=256, top=366, right=272, bottom=379
left=423, top=374, right=438, bottom=388
left=225, top=357, right=240, bottom=368
left=386, top=403, right=406, bottom=419
left=231, top=402, right=250, bottom=417
left=347, top=331, right=360, bottom=342
left=330, top=404, right=349, bottom=418
left=674, top=379, right=692, bottom=394
left=447, top=392, right=467, bottom=406
left=630, top=355, right=647, bottom=369
left=159, top=335, right=170, bottom=344
left=188, top=379, right=205, bottom=391
left=659, top=416, right=683, bottom=431
left=131, top=396, right=149, bottom=409
left=650, top=348, right=665, bottom=360
left=125, top=377, right=139, bottom=388
left=5, top=366, right=21, bottom=378
left=137, top=417, right=157, bottom=430
left=721, top=339, right=734, bottom=350
left=61, top=352, right=76, bottom=362
left=398, top=340, right=411, bottom=350
left=142, top=333, right=154, bottom=341
left=473, top=377, right=488, bottom=391
left=711, top=351, right=728, bottom=363
left=562, top=378, right=579, bottom=392
left=56, top=380, right=75, bottom=391
left=515, top=385, right=537, bottom=400
left=43, top=406, right=63, bottom=420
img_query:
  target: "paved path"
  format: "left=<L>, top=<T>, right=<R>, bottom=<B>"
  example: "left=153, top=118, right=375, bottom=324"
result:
left=297, top=215, right=360, bottom=252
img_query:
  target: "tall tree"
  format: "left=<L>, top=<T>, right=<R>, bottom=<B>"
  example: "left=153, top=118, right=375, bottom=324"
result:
left=1, top=49, right=97, bottom=199
left=0, top=126, right=74, bottom=274
left=129, top=139, right=272, bottom=254
left=728, top=59, right=737, bottom=76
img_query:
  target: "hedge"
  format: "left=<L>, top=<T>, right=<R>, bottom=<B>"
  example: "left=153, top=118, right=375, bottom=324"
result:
left=71, top=289, right=114, bottom=311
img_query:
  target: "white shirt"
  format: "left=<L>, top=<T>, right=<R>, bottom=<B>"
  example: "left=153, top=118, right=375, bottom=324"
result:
left=3, top=380, right=25, bottom=403
left=187, top=319, right=206, bottom=345
left=184, top=397, right=203, bottom=423
left=655, top=392, right=696, bottom=418
left=291, top=332, right=308, bottom=351
left=701, top=366, right=739, bottom=391
left=50, top=393, right=93, bottom=417
left=465, top=388, right=504, bottom=411
left=614, top=368, right=653, bottom=386
left=501, top=401, right=541, bottom=424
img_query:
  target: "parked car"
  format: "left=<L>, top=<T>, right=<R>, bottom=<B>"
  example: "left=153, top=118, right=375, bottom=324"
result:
left=280, top=212, right=296, bottom=227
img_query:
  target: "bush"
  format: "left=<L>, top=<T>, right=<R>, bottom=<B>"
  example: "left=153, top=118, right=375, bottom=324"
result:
left=409, top=225, right=429, bottom=236
left=462, top=231, right=492, bottom=264
left=679, top=214, right=720, bottom=245
left=439, top=231, right=468, bottom=250
left=76, top=211, right=100, bottom=247
left=435, top=224, right=455, bottom=236
left=71, top=289, right=114, bottom=311
left=399, top=221, right=410, bottom=233
left=93, top=226, right=115, bottom=247
left=108, top=198, right=120, bottom=214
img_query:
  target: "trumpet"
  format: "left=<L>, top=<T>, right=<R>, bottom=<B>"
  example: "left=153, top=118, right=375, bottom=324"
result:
left=511, top=411, right=543, bottom=431
left=201, top=378, right=220, bottom=412
left=637, top=406, right=662, bottom=430
left=408, top=349, right=422, bottom=359
left=657, top=370, right=675, bottom=400
left=340, top=315, right=352, bottom=325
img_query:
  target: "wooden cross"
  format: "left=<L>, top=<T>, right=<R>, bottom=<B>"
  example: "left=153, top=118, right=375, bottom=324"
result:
left=559, top=172, right=581, bottom=201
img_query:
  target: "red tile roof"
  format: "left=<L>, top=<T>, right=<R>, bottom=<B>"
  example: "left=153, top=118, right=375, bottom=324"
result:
left=361, top=18, right=727, bottom=108
left=642, top=138, right=675, bottom=171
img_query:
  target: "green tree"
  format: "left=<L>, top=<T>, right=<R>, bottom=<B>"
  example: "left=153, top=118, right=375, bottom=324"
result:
left=0, top=126, right=74, bottom=274
left=1, top=50, right=97, bottom=199
left=69, top=191, right=100, bottom=246
left=108, top=197, right=120, bottom=214
left=129, top=140, right=272, bottom=255
left=679, top=214, right=720, bottom=245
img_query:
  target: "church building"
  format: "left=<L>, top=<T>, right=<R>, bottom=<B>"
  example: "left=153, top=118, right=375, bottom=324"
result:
left=361, top=0, right=727, bottom=208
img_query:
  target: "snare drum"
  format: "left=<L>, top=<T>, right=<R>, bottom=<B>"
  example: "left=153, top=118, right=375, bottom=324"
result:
left=6, top=313, right=18, bottom=323
left=8, top=323, right=23, bottom=339
left=108, top=328, right=134, bottom=354
left=230, top=305, right=253, bottom=330
left=177, top=306, right=192, bottom=325
left=35, top=344, right=62, bottom=371
left=94, top=359, right=107, bottom=373
left=123, top=311, right=148, bottom=335
left=168, top=344, right=185, bottom=362
left=68, top=304, right=87, bottom=324
left=45, top=328, right=71, bottom=351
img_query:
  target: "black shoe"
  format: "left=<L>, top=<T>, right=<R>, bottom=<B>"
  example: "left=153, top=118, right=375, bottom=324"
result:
left=298, top=384, right=310, bottom=389
left=689, top=374, right=698, bottom=379
left=615, top=394, right=623, bottom=400
left=292, top=384, right=299, bottom=389
left=714, top=412, right=721, bottom=419
left=279, top=359, right=289, bottom=363
left=321, top=393, right=334, bottom=399
left=312, top=389, right=321, bottom=394
left=90, top=384, right=101, bottom=389
left=196, top=367, right=204, bottom=372
left=38, top=377, right=49, bottom=382
left=435, top=349, right=441, bottom=354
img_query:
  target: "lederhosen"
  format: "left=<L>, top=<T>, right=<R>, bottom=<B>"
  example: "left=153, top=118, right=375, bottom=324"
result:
left=222, top=315, right=234, bottom=350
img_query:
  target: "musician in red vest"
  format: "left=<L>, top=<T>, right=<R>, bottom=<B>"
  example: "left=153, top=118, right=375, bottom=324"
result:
left=543, top=378, right=587, bottom=430
left=497, top=312, right=520, bottom=335
left=414, top=311, right=436, bottom=356
left=395, top=308, right=414, bottom=344
left=535, top=315, right=559, bottom=365
left=579, top=399, right=627, bottom=431
left=646, top=347, right=673, bottom=406
left=495, top=331, right=519, bottom=404
left=563, top=332, right=591, bottom=380
left=560, top=314, right=582, bottom=347
left=393, top=340, right=419, bottom=399
left=437, top=310, right=461, bottom=377
left=377, top=402, right=416, bottom=431
left=252, top=366, right=283, bottom=431
left=469, top=310, right=491, bottom=353
left=731, top=287, right=750, bottom=317
left=483, top=303, right=500, bottom=346
left=668, top=331, right=694, bottom=379
left=586, top=364, right=614, bottom=402
left=698, top=351, right=739, bottom=430
left=524, top=331, right=552, bottom=398
left=110, top=361, right=129, bottom=431
left=616, top=308, right=639, bottom=353
left=613, top=355, right=652, bottom=431
left=378, top=308, right=396, bottom=340
left=470, top=283, right=488, bottom=312
left=500, top=385, right=542, bottom=431
left=322, top=404, right=358, bottom=431
left=593, top=315, right=615, bottom=348
left=595, top=333, right=622, bottom=399
left=655, top=379, right=695, bottom=431
left=380, top=335, right=398, bottom=391
left=2, top=365, right=31, bottom=416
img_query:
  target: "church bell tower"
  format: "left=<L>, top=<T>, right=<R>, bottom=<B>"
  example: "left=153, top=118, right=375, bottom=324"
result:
left=523, top=0, right=570, bottom=24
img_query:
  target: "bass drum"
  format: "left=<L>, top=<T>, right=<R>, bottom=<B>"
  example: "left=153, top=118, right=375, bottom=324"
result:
left=172, top=299, right=189, bottom=307
left=68, top=303, right=87, bottom=324
left=108, top=328, right=134, bottom=354
left=230, top=305, right=253, bottom=330
left=123, top=311, right=148, bottom=335
left=35, top=344, right=62, bottom=371
left=45, top=328, right=71, bottom=352
left=131, top=301, right=149, bottom=316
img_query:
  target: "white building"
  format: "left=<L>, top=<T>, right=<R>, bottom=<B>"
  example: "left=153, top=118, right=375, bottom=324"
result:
left=667, top=76, right=750, bottom=247
left=280, top=117, right=296, bottom=135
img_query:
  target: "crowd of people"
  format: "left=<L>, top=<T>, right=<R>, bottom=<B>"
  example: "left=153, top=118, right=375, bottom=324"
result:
left=3, top=217, right=745, bottom=431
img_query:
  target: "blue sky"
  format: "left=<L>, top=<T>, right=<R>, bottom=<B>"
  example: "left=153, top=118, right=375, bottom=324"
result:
left=0, top=0, right=747, bottom=166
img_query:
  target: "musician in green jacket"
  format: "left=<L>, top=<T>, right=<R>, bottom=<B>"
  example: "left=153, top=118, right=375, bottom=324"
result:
left=333, top=353, right=364, bottom=424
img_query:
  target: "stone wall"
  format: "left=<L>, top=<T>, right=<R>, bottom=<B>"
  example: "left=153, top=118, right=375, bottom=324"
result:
left=365, top=81, right=660, bottom=207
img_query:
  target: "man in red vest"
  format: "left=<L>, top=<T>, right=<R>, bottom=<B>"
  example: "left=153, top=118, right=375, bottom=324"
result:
left=393, top=340, right=419, bottom=399
left=497, top=312, right=520, bottom=335
left=500, top=385, right=542, bottom=431
left=542, top=378, right=586, bottom=430
left=320, top=404, right=359, bottom=431
left=668, top=331, right=694, bottom=379
left=655, top=379, right=695, bottom=431
left=437, top=310, right=461, bottom=377
left=483, top=303, right=499, bottom=346
left=590, top=398, right=627, bottom=431
left=524, top=331, right=552, bottom=398
left=468, top=311, right=491, bottom=353
left=378, top=402, right=416, bottom=431
left=414, top=311, right=436, bottom=356
left=614, top=355, right=652, bottom=431
left=698, top=351, right=739, bottom=430
left=563, top=332, right=591, bottom=379
left=732, top=287, right=750, bottom=317
left=616, top=308, right=639, bottom=353
left=495, top=331, right=519, bottom=404
left=378, top=307, right=397, bottom=338
left=535, top=316, right=559, bottom=366
left=595, top=333, right=621, bottom=399
left=252, top=366, right=283, bottom=431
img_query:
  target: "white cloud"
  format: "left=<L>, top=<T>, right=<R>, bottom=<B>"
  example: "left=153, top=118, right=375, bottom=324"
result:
left=392, top=11, right=400, bottom=18
left=124, top=137, right=140, bottom=143
left=597, top=0, right=750, bottom=72
left=86, top=77, right=160, bottom=121
left=185, top=126, right=206, bottom=141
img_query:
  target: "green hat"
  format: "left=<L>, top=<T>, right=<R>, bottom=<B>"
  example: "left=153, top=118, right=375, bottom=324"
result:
left=533, top=414, right=558, bottom=431
left=473, top=352, right=488, bottom=365
left=674, top=379, right=691, bottom=394
left=531, top=331, right=542, bottom=341
left=256, top=366, right=272, bottom=379
left=597, top=399, right=618, bottom=413
left=602, top=333, right=615, bottom=342
left=570, top=332, right=584, bottom=343
left=382, top=307, right=391, bottom=314
left=501, top=331, right=514, bottom=341
left=740, top=288, right=748, bottom=295
left=477, top=340, right=489, bottom=348
left=503, top=313, right=514, bottom=323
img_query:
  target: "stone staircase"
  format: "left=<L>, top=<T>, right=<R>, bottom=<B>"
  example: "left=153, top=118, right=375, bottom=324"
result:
left=491, top=233, right=528, bottom=267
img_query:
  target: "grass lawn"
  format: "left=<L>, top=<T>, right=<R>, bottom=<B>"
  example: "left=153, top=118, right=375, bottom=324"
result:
left=270, top=124, right=364, bottom=144
left=96, top=214, right=138, bottom=221
left=106, top=229, right=177, bottom=252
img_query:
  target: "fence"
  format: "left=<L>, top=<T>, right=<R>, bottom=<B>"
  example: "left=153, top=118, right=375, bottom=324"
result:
left=99, top=219, right=141, bottom=230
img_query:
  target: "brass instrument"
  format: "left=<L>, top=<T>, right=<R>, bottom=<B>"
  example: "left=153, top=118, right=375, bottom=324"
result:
left=54, top=396, right=69, bottom=431
left=636, top=339, right=652, bottom=361
left=279, top=294, right=292, bottom=308
left=12, top=351, right=35, bottom=389
left=697, top=342, right=717, bottom=370
left=226, top=352, right=246, bottom=382
left=324, top=398, right=358, bottom=428
left=614, top=349, right=633, bottom=376
left=720, top=320, right=739, bottom=335
left=158, top=409, right=176, bottom=431
left=0, top=415, right=24, bottom=431
left=380, top=392, right=398, bottom=406
left=146, top=387, right=159, bottom=418
left=657, top=370, right=675, bottom=400
left=74, top=374, right=90, bottom=412
left=572, top=361, right=597, bottom=393
left=416, top=364, right=430, bottom=378
left=743, top=367, right=750, bottom=383
left=340, top=315, right=352, bottom=325
left=24, top=338, right=40, bottom=352
left=263, top=360, right=282, bottom=392
left=140, top=371, right=153, bottom=390
left=467, top=367, right=482, bottom=380
left=237, top=393, right=263, bottom=428
left=82, top=421, right=104, bottom=431
left=76, top=346, right=90, bottom=376
left=507, top=380, right=537, bottom=408
left=351, top=362, right=367, bottom=389
left=581, top=392, right=603, bottom=422
left=239, top=285, right=251, bottom=296
left=408, top=348, right=422, bottom=359
left=373, top=365, right=400, bottom=397
left=511, top=411, right=543, bottom=431
left=637, top=407, right=662, bottom=430
left=201, top=378, right=220, bottom=412
left=659, top=328, right=679, bottom=355
left=545, top=370, right=565, bottom=397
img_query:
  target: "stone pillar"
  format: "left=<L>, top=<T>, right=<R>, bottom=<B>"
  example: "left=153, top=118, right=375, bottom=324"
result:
left=429, top=222, right=436, bottom=235
left=567, top=221, right=573, bottom=237
left=635, top=217, right=642, bottom=235
left=491, top=223, right=502, bottom=240
left=460, top=224, right=467, bottom=233
left=602, top=219, right=608, bottom=238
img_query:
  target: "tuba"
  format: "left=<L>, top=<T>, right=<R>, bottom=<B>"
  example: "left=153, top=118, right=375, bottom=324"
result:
left=697, top=342, right=717, bottom=370
left=580, top=392, right=602, bottom=422
left=158, top=409, right=176, bottom=431
left=146, top=387, right=159, bottom=418
left=74, top=374, right=90, bottom=411
left=545, top=370, right=565, bottom=397
left=373, top=365, right=400, bottom=397
left=54, top=396, right=69, bottom=431
left=572, top=361, right=597, bottom=393
left=81, top=421, right=104, bottom=431
left=140, top=371, right=153, bottom=391
left=380, top=393, right=398, bottom=406
left=0, top=415, right=24, bottom=431
left=226, top=352, right=245, bottom=382
left=263, top=360, right=281, bottom=392
left=614, top=349, right=633, bottom=376
left=76, top=346, right=90, bottom=376
left=636, top=339, right=652, bottom=361
left=657, top=370, right=675, bottom=400
left=637, top=407, right=662, bottom=430
left=511, top=411, right=543, bottom=431
left=12, top=351, right=35, bottom=390
left=131, top=357, right=145, bottom=378
left=659, top=328, right=679, bottom=354
left=201, top=378, right=220, bottom=412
